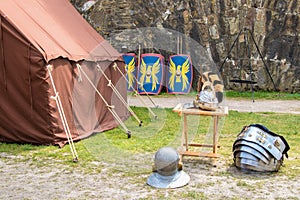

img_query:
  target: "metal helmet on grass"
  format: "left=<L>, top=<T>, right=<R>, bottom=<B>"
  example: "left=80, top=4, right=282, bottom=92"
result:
left=147, top=147, right=190, bottom=189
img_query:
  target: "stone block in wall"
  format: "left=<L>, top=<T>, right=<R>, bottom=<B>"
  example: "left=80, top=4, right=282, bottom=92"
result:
left=209, top=24, right=220, bottom=40
left=228, top=17, right=239, bottom=35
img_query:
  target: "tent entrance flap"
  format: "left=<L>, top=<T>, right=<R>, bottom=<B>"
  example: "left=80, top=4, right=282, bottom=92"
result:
left=47, top=64, right=78, bottom=162
left=76, top=63, right=131, bottom=138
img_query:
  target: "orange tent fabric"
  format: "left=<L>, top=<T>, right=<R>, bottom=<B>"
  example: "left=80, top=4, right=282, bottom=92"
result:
left=0, top=0, right=128, bottom=146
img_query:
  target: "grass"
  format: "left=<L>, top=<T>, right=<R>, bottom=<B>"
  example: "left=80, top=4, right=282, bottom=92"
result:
left=0, top=106, right=299, bottom=178
left=0, top=103, right=299, bottom=199
left=142, top=90, right=300, bottom=100
left=224, top=90, right=300, bottom=100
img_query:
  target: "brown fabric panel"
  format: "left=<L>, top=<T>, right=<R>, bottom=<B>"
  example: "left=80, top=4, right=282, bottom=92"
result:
left=0, top=16, right=6, bottom=90
left=107, top=61, right=128, bottom=121
left=0, top=0, right=127, bottom=145
left=47, top=59, right=77, bottom=145
left=72, top=61, right=105, bottom=136
left=73, top=61, right=129, bottom=140
left=95, top=61, right=128, bottom=131
left=0, top=0, right=121, bottom=62
left=47, top=59, right=129, bottom=145
left=0, top=21, right=54, bottom=144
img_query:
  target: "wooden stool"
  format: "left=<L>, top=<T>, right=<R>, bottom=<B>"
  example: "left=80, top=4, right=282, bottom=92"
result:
left=174, top=105, right=228, bottom=164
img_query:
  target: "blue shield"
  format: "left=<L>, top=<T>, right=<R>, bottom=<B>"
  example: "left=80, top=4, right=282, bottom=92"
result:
left=137, top=54, right=164, bottom=95
left=167, top=55, right=193, bottom=94
left=122, top=53, right=137, bottom=92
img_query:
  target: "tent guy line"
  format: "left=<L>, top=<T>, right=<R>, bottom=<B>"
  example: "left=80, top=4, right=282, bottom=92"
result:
left=96, top=63, right=143, bottom=127
left=76, top=63, right=131, bottom=138
left=112, top=62, right=158, bottom=119
left=47, top=65, right=78, bottom=162
left=136, top=45, right=159, bottom=107
left=0, top=0, right=129, bottom=160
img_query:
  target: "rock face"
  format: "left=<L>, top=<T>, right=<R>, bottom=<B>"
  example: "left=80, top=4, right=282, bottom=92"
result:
left=71, top=0, right=300, bottom=93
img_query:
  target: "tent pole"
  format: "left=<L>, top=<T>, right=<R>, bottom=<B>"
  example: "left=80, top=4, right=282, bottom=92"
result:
left=96, top=63, right=143, bottom=127
left=112, top=62, right=157, bottom=119
left=219, top=28, right=244, bottom=73
left=137, top=44, right=141, bottom=67
left=247, top=28, right=277, bottom=91
left=76, top=64, right=131, bottom=138
left=47, top=65, right=78, bottom=162
left=244, top=30, right=255, bottom=102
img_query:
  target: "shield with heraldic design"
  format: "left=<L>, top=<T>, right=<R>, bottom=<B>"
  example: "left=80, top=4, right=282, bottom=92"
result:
left=167, top=54, right=193, bottom=94
left=138, top=53, right=164, bottom=95
left=122, top=53, right=137, bottom=92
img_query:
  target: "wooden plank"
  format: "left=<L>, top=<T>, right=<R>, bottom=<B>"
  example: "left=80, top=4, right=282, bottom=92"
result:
left=213, top=116, right=218, bottom=153
left=183, top=114, right=188, bottom=151
left=181, top=107, right=229, bottom=116
left=180, top=151, right=220, bottom=158
left=173, top=104, right=229, bottom=117
left=188, top=143, right=220, bottom=148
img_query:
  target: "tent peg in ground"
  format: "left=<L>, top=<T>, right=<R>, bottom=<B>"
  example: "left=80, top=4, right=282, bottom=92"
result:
left=127, top=131, right=131, bottom=138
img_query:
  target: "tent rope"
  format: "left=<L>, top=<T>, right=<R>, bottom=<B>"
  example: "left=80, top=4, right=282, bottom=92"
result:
left=47, top=64, right=78, bottom=162
left=76, top=63, right=131, bottom=138
left=77, top=66, right=83, bottom=82
left=134, top=76, right=158, bottom=108
left=96, top=63, right=143, bottom=127
left=112, top=62, right=157, bottom=119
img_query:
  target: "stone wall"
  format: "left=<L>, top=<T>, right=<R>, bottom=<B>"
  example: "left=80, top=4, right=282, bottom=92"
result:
left=71, top=0, right=300, bottom=93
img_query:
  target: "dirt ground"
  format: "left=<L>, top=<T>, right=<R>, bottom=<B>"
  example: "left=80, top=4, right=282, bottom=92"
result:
left=1, top=96, right=300, bottom=199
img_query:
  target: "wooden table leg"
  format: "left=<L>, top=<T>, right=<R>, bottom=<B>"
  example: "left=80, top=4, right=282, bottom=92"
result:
left=180, top=114, right=188, bottom=161
left=213, top=116, right=219, bottom=154
left=212, top=116, right=219, bottom=166
left=183, top=114, right=188, bottom=151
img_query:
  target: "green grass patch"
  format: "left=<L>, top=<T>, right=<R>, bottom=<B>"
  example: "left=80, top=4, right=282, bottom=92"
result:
left=0, top=108, right=299, bottom=177
left=129, top=90, right=300, bottom=100
left=222, top=90, right=300, bottom=100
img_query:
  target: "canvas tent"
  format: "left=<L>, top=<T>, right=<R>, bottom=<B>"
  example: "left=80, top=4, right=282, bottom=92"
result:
left=0, top=0, right=128, bottom=147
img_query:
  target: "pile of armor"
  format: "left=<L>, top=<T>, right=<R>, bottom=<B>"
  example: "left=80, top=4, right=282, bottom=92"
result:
left=193, top=71, right=223, bottom=111
left=193, top=85, right=218, bottom=111
left=233, top=124, right=290, bottom=172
